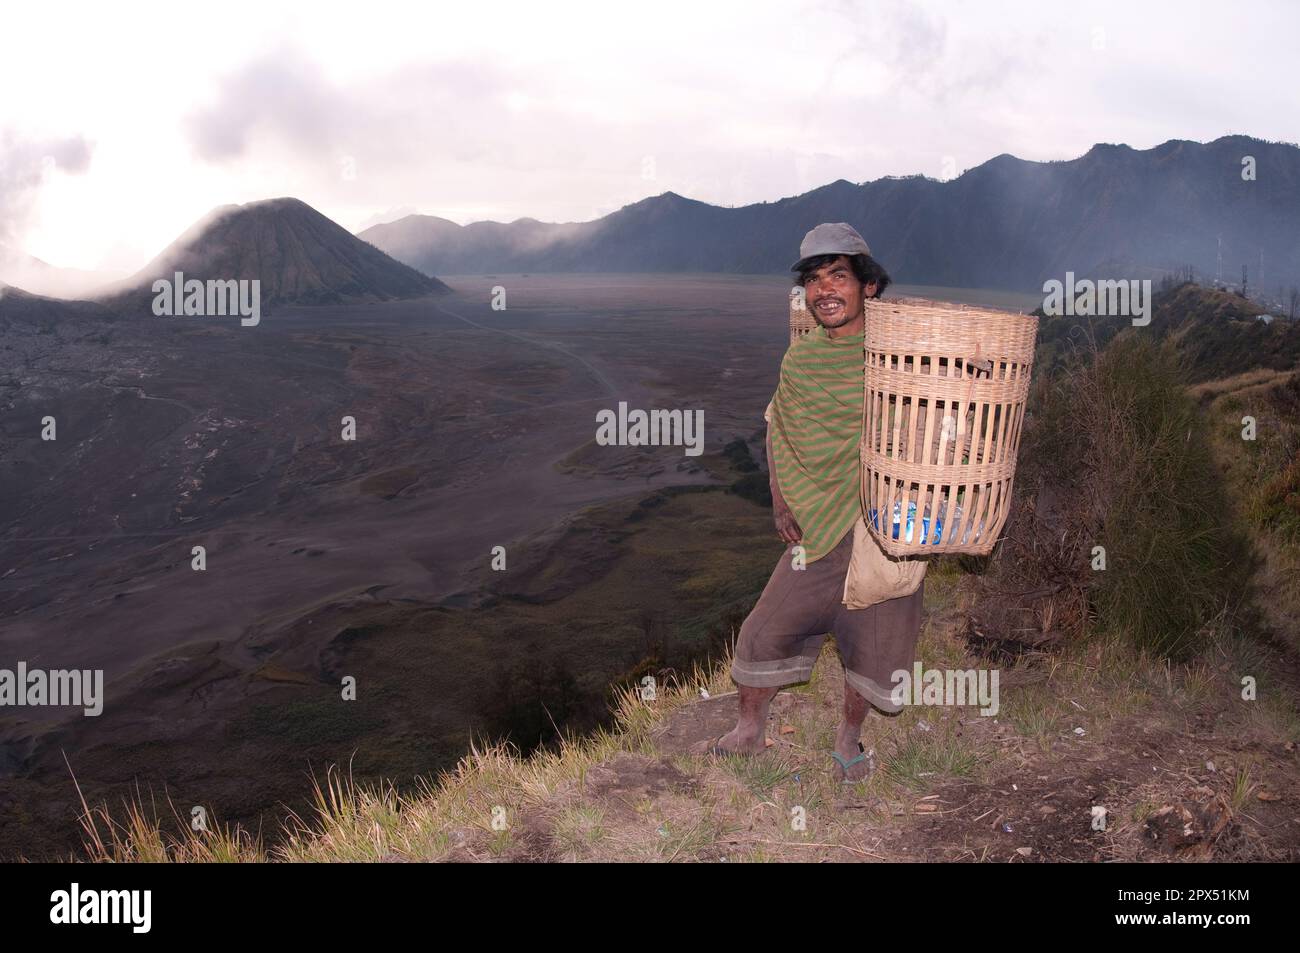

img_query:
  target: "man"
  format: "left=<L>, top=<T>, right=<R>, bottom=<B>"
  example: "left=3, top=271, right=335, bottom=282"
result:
left=713, top=223, right=925, bottom=782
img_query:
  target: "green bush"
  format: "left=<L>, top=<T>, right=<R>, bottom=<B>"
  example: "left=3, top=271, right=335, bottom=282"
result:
left=1082, top=332, right=1254, bottom=659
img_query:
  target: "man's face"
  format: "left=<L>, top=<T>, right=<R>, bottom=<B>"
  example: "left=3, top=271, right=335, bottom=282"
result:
left=803, top=256, right=876, bottom=330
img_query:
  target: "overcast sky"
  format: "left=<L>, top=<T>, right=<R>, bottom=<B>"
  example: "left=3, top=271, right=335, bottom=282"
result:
left=3, top=0, right=1296, bottom=274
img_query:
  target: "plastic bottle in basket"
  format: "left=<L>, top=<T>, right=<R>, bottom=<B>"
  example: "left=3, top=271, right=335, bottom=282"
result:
left=869, top=499, right=963, bottom=545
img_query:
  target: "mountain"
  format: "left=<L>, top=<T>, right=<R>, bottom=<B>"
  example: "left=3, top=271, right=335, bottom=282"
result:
left=359, top=136, right=1300, bottom=293
left=0, top=284, right=122, bottom=401
left=0, top=281, right=118, bottom=323
left=100, top=197, right=451, bottom=313
left=0, top=247, right=122, bottom=299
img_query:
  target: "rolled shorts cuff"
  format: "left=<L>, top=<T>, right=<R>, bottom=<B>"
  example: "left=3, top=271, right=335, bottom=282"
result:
left=844, top=668, right=905, bottom=714
left=731, top=656, right=815, bottom=689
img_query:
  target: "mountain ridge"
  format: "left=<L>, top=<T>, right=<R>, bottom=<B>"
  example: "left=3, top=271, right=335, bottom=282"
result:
left=360, top=135, right=1300, bottom=292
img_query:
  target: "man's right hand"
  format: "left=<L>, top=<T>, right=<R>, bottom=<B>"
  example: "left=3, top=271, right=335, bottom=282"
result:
left=766, top=422, right=801, bottom=545
left=773, top=494, right=803, bottom=545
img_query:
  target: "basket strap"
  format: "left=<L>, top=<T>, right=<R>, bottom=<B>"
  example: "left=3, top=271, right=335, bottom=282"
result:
left=858, top=343, right=871, bottom=509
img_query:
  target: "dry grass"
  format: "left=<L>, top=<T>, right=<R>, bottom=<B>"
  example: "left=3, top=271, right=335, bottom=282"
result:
left=61, top=562, right=1299, bottom=863
left=1186, top=367, right=1296, bottom=404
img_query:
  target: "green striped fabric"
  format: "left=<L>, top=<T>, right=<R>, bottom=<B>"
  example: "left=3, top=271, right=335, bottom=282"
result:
left=768, top=326, right=864, bottom=562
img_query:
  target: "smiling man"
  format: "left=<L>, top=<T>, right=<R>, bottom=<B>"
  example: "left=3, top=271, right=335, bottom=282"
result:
left=713, top=223, right=926, bottom=783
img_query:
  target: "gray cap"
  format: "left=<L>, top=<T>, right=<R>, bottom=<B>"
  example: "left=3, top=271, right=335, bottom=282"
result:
left=790, top=222, right=872, bottom=272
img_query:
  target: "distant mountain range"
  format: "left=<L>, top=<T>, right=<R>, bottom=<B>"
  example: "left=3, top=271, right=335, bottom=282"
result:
left=359, top=135, right=1300, bottom=294
left=0, top=281, right=118, bottom=323
left=0, top=247, right=121, bottom=299
left=5, top=136, right=1297, bottom=311
left=98, top=197, right=450, bottom=313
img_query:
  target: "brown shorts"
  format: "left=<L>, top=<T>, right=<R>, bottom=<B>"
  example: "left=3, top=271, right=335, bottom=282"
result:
left=730, top=529, right=925, bottom=712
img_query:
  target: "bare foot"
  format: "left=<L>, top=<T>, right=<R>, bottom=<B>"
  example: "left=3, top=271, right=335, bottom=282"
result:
left=709, top=724, right=768, bottom=756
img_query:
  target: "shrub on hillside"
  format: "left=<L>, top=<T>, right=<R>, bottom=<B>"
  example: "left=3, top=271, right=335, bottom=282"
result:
left=1081, top=332, right=1255, bottom=658
left=968, top=330, right=1256, bottom=662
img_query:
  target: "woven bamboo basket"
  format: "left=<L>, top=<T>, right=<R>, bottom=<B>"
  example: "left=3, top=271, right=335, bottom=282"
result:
left=860, top=296, right=1038, bottom=556
left=788, top=288, right=819, bottom=343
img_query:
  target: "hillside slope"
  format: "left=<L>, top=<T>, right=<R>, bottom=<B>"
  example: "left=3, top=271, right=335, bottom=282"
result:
left=1036, top=280, right=1300, bottom=383
left=101, top=197, right=451, bottom=314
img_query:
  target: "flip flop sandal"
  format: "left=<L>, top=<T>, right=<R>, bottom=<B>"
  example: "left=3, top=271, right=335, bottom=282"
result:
left=831, top=742, right=873, bottom=783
